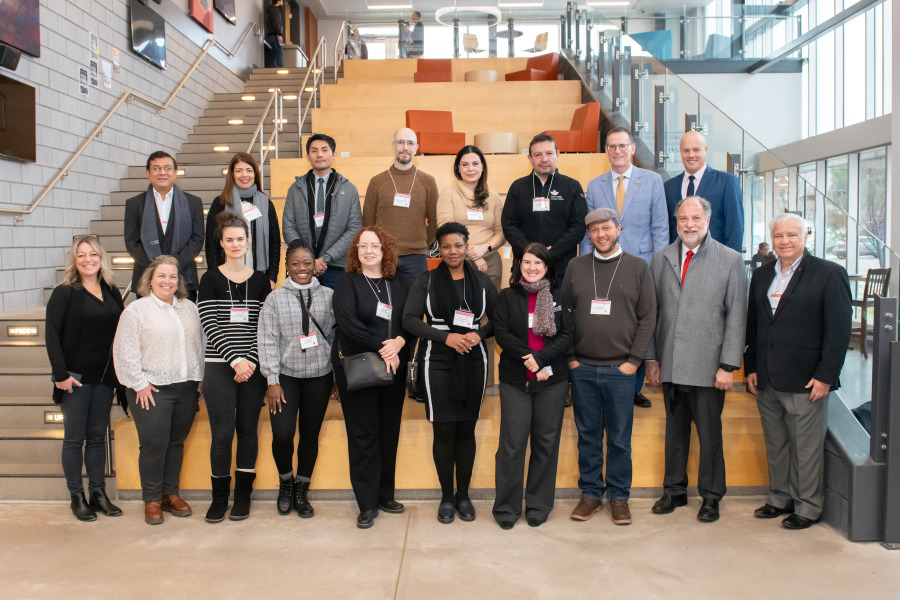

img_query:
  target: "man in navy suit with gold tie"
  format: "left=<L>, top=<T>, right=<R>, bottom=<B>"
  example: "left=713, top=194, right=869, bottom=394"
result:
left=663, top=131, right=744, bottom=253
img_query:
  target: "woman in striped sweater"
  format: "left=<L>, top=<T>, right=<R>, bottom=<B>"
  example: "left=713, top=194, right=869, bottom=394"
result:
left=198, top=212, right=272, bottom=522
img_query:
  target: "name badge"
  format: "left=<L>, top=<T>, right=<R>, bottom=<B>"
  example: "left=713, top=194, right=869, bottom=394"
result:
left=545, top=365, right=553, bottom=376
left=314, top=212, right=325, bottom=227
left=230, top=308, right=250, bottom=323
left=243, top=205, right=263, bottom=221
left=532, top=197, right=550, bottom=212
left=528, top=313, right=534, bottom=329
left=466, top=208, right=484, bottom=221
left=393, top=193, right=411, bottom=208
left=590, top=300, right=612, bottom=315
left=376, top=302, right=393, bottom=320
left=299, top=333, right=319, bottom=349
left=453, top=310, right=475, bottom=328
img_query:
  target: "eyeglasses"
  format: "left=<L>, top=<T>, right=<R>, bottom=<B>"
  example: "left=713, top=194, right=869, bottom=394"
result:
left=73, top=234, right=100, bottom=241
left=149, top=165, right=175, bottom=173
left=357, top=243, right=383, bottom=251
left=393, top=140, right=416, bottom=147
left=606, top=143, right=632, bottom=152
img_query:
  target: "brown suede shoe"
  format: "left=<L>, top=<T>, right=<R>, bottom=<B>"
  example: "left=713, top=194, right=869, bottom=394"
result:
left=610, top=500, right=632, bottom=525
left=161, top=494, right=192, bottom=517
left=570, top=498, right=602, bottom=521
left=145, top=501, right=163, bottom=525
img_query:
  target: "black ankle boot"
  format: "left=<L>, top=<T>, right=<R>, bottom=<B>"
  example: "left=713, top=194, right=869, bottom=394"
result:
left=277, top=478, right=293, bottom=515
left=294, top=480, right=314, bottom=518
left=88, top=489, right=122, bottom=517
left=230, top=471, right=255, bottom=521
left=71, top=492, right=97, bottom=522
left=205, top=476, right=231, bottom=523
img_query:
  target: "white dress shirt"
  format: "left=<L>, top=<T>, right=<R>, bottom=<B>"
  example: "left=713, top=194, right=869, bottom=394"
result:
left=152, top=188, right=174, bottom=234
left=610, top=164, right=634, bottom=198
left=767, top=254, right=804, bottom=313
left=681, top=164, right=708, bottom=199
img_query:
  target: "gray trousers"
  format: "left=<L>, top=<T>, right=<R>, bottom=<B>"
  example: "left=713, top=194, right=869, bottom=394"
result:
left=492, top=380, right=567, bottom=523
left=127, top=381, right=199, bottom=502
left=756, top=387, right=829, bottom=520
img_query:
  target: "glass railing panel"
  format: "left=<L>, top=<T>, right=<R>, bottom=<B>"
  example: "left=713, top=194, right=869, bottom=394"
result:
left=697, top=96, right=745, bottom=172
left=657, top=71, right=699, bottom=174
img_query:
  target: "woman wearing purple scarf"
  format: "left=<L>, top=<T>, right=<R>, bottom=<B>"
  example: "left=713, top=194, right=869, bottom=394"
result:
left=491, top=243, right=573, bottom=530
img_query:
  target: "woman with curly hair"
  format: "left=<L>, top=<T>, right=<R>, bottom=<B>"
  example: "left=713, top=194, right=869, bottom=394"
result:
left=331, top=226, right=411, bottom=529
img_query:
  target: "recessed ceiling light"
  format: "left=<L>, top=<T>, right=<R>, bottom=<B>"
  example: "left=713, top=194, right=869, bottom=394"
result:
left=367, top=3, right=413, bottom=9
left=586, top=1, right=631, bottom=5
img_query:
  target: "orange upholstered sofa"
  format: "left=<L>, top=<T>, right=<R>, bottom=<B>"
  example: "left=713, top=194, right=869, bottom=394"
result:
left=413, top=59, right=452, bottom=82
left=405, top=110, right=466, bottom=155
left=541, top=102, right=601, bottom=153
left=505, top=53, right=559, bottom=81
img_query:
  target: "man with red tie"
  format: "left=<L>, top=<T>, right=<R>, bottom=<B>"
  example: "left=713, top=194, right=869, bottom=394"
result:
left=645, top=196, right=747, bottom=523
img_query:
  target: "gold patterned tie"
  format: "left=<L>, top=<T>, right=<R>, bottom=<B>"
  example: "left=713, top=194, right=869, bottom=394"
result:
left=616, top=175, right=625, bottom=215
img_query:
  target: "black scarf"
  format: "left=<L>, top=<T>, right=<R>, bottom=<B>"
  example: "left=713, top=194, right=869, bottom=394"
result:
left=430, top=261, right=486, bottom=407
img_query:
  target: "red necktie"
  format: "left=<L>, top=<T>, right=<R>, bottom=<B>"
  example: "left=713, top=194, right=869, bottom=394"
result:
left=681, top=250, right=693, bottom=286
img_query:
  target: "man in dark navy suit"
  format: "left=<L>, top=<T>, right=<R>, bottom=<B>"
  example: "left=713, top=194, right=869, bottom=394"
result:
left=744, top=213, right=851, bottom=530
left=663, top=131, right=744, bottom=253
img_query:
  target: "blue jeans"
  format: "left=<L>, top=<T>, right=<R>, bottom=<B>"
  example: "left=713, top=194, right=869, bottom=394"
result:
left=397, top=254, right=428, bottom=287
left=569, top=363, right=636, bottom=501
left=317, top=266, right=345, bottom=290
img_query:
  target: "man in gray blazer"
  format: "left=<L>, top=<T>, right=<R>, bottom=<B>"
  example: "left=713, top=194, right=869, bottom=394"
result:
left=646, top=196, right=747, bottom=523
left=282, top=134, right=362, bottom=290
left=581, top=126, right=668, bottom=408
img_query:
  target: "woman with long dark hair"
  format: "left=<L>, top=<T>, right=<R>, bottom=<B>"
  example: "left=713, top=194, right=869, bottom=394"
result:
left=402, top=222, right=498, bottom=524
left=491, top=243, right=572, bottom=529
left=206, top=152, right=281, bottom=289
left=46, top=235, right=125, bottom=521
left=198, top=213, right=271, bottom=522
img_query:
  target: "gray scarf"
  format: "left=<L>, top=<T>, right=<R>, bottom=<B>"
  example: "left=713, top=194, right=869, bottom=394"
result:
left=521, top=279, right=556, bottom=337
left=226, top=184, right=270, bottom=272
left=140, top=184, right=193, bottom=283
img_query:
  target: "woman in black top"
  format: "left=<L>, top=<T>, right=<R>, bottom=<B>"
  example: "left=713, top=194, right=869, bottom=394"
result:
left=198, top=213, right=271, bottom=522
left=205, top=152, right=281, bottom=289
left=45, top=235, right=125, bottom=521
left=491, top=243, right=572, bottom=530
left=402, top=222, right=498, bottom=524
left=332, top=226, right=410, bottom=529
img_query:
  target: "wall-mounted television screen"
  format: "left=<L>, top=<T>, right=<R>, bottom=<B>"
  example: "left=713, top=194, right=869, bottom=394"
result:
left=130, top=0, right=166, bottom=70
left=0, top=75, right=36, bottom=163
left=0, top=0, right=40, bottom=58
left=214, top=0, right=237, bottom=25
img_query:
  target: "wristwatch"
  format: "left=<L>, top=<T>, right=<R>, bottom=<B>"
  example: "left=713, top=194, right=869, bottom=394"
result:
left=718, top=364, right=736, bottom=372
left=322, top=254, right=331, bottom=265
left=486, top=243, right=492, bottom=252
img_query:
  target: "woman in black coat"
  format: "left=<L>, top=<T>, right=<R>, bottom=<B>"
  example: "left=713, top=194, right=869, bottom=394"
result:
left=402, top=222, right=498, bottom=525
left=45, top=235, right=125, bottom=521
left=491, top=243, right=573, bottom=530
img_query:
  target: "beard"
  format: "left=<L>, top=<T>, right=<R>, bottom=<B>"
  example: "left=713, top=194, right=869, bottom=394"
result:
left=396, top=153, right=412, bottom=165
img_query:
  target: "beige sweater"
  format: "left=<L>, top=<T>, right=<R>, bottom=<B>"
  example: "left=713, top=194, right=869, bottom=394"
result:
left=362, top=165, right=438, bottom=255
left=436, top=178, right=505, bottom=250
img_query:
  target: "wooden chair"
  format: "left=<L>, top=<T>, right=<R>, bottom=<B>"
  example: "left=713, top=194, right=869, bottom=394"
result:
left=524, top=32, right=549, bottom=53
left=851, top=268, right=891, bottom=358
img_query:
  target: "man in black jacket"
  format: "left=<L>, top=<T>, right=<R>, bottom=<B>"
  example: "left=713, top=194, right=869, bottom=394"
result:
left=745, top=213, right=851, bottom=530
left=501, top=134, right=588, bottom=287
left=123, top=151, right=204, bottom=302
left=264, top=0, right=285, bottom=68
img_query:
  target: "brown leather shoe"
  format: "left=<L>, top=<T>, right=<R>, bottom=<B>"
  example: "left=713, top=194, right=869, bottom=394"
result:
left=610, top=500, right=632, bottom=525
left=144, top=501, right=163, bottom=525
left=161, top=494, right=192, bottom=517
left=570, top=497, right=602, bottom=521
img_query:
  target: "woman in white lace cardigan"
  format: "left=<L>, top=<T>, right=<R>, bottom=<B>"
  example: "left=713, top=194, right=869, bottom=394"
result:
left=113, top=255, right=204, bottom=526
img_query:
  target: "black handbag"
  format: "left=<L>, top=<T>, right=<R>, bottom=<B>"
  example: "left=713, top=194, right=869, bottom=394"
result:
left=405, top=339, right=421, bottom=397
left=338, top=281, right=395, bottom=392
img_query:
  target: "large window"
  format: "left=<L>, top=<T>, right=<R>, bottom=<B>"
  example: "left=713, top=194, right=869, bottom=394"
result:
left=858, top=147, right=888, bottom=269
left=825, top=156, right=849, bottom=268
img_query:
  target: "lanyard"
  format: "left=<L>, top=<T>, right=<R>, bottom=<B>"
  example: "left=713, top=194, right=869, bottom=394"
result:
left=591, top=253, right=622, bottom=300
left=531, top=171, right=556, bottom=200
left=292, top=288, right=315, bottom=336
left=457, top=274, right=471, bottom=312
left=388, top=166, right=418, bottom=196
left=223, top=263, right=249, bottom=308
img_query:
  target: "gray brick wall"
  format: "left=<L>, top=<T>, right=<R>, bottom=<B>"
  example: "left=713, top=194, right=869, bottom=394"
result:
left=0, top=0, right=258, bottom=312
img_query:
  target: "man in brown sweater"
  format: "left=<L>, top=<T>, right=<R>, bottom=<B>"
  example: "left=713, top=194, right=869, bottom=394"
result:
left=362, top=128, right=439, bottom=285
left=563, top=207, right=657, bottom=526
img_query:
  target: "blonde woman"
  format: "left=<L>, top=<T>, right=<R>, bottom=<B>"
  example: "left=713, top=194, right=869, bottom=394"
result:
left=113, top=255, right=204, bottom=525
left=45, top=235, right=125, bottom=521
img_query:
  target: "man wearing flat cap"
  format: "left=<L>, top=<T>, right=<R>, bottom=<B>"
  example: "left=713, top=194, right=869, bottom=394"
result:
left=562, top=207, right=657, bottom=526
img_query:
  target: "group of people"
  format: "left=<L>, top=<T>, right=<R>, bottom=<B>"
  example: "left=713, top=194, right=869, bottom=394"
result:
left=45, top=126, right=850, bottom=535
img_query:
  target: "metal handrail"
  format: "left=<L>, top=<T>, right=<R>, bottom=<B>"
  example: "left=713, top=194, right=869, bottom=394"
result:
left=246, top=89, right=283, bottom=190
left=1, top=23, right=260, bottom=223
left=333, top=21, right=349, bottom=83
left=297, top=37, right=328, bottom=153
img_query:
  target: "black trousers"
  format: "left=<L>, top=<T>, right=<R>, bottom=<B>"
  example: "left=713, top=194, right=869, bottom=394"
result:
left=127, top=381, right=199, bottom=502
left=661, top=383, right=727, bottom=500
left=269, top=373, right=333, bottom=478
left=60, top=383, right=113, bottom=494
left=202, top=362, right=265, bottom=477
left=335, top=363, right=405, bottom=512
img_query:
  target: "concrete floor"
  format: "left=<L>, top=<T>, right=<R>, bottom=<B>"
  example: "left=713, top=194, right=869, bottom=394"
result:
left=2, top=497, right=898, bottom=599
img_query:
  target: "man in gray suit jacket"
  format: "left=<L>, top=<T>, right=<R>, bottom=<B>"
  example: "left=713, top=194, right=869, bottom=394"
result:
left=581, top=127, right=668, bottom=408
left=282, top=134, right=362, bottom=290
left=646, top=196, right=747, bottom=523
